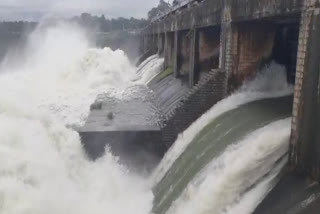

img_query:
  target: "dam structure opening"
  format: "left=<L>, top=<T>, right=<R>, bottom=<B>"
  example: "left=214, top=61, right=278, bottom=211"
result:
left=1, top=0, right=320, bottom=213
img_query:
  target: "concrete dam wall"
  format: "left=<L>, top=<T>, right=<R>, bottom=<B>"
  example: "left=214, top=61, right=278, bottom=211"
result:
left=3, top=1, right=320, bottom=213
left=77, top=0, right=320, bottom=212
left=141, top=0, right=320, bottom=183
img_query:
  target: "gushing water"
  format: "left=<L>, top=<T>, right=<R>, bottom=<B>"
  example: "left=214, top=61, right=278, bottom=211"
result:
left=166, top=119, right=291, bottom=214
left=151, top=62, right=293, bottom=186
left=0, top=21, right=293, bottom=214
left=0, top=22, right=136, bottom=127
left=136, top=54, right=164, bottom=84
left=0, top=22, right=153, bottom=214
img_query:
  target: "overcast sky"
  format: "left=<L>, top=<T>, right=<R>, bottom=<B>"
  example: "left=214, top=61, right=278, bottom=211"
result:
left=0, top=0, right=173, bottom=21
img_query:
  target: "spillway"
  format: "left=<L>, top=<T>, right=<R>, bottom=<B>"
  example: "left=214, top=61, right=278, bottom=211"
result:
left=0, top=21, right=300, bottom=214
left=136, top=54, right=164, bottom=84
left=152, top=96, right=292, bottom=214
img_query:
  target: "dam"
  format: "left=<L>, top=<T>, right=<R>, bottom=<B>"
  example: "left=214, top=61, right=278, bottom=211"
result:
left=140, top=0, right=320, bottom=212
left=0, top=0, right=320, bottom=214
left=77, top=0, right=320, bottom=213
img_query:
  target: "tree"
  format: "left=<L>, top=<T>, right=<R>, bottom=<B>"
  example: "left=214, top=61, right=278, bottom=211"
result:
left=147, top=0, right=171, bottom=21
left=71, top=14, right=147, bottom=32
left=172, top=0, right=180, bottom=6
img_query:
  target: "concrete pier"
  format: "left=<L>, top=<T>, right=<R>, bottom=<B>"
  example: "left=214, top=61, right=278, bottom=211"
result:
left=290, top=0, right=320, bottom=179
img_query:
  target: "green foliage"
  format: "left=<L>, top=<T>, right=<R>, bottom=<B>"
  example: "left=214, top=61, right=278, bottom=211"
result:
left=148, top=0, right=171, bottom=21
left=71, top=13, right=148, bottom=32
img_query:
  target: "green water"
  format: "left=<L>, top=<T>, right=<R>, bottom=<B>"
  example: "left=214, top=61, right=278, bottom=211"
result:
left=152, top=96, right=293, bottom=214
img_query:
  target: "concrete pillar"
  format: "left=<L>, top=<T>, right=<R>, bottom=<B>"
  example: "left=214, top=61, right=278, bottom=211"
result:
left=173, top=31, right=180, bottom=77
left=189, top=28, right=200, bottom=87
left=158, top=33, right=165, bottom=57
left=158, top=34, right=161, bottom=56
left=164, top=32, right=173, bottom=69
left=220, top=0, right=233, bottom=72
left=162, top=34, right=165, bottom=56
left=220, top=17, right=235, bottom=95
left=164, top=32, right=169, bottom=68
left=290, top=1, right=320, bottom=180
left=152, top=34, right=157, bottom=55
left=219, top=24, right=230, bottom=72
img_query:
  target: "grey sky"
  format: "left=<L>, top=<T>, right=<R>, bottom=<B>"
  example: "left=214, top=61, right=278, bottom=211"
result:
left=0, top=0, right=173, bottom=21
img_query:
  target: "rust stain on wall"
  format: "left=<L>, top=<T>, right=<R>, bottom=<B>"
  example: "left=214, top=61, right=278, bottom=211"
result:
left=229, top=22, right=276, bottom=91
left=198, top=27, right=220, bottom=72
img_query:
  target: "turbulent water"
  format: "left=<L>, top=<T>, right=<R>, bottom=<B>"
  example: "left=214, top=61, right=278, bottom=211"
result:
left=0, top=22, right=137, bottom=127
left=0, top=21, right=293, bottom=214
left=151, top=62, right=293, bottom=186
left=136, top=54, right=164, bottom=84
left=151, top=63, right=293, bottom=214
left=0, top=22, right=153, bottom=214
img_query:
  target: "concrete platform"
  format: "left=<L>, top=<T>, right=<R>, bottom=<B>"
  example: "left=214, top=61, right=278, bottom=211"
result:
left=77, top=85, right=165, bottom=172
left=79, top=86, right=162, bottom=132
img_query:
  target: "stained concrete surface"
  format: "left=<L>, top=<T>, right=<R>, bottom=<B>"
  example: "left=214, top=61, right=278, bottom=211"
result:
left=148, top=74, right=189, bottom=117
left=254, top=170, right=320, bottom=214
left=78, top=85, right=162, bottom=132
left=78, top=85, right=165, bottom=173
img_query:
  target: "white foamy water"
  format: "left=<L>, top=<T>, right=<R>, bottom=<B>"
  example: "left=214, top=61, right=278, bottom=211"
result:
left=136, top=54, right=164, bottom=84
left=0, top=20, right=293, bottom=214
left=151, top=62, right=293, bottom=185
left=0, top=113, right=153, bottom=214
left=222, top=158, right=287, bottom=214
left=167, top=119, right=291, bottom=214
left=0, top=22, right=153, bottom=214
left=0, top=22, right=137, bottom=127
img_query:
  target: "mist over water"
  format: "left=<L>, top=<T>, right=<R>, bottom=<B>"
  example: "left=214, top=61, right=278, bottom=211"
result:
left=0, top=22, right=153, bottom=214
left=0, top=21, right=293, bottom=214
